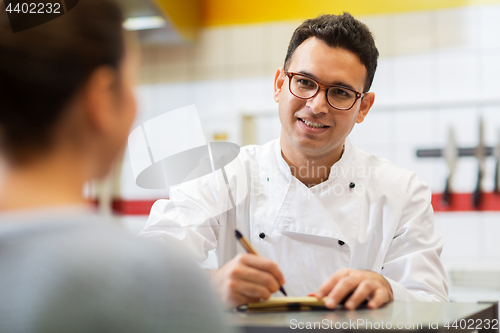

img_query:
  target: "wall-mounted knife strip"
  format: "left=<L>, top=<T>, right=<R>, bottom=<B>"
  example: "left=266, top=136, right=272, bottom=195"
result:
left=416, top=147, right=494, bottom=158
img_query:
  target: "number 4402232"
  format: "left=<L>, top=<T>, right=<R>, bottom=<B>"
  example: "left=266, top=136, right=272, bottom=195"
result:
left=5, top=3, right=61, bottom=14
left=444, top=319, right=498, bottom=330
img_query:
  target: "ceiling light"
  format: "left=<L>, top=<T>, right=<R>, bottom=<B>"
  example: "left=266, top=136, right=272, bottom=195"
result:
left=123, top=16, right=166, bottom=31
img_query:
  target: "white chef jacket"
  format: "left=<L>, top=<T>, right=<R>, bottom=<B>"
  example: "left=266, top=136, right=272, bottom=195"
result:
left=140, top=138, right=449, bottom=302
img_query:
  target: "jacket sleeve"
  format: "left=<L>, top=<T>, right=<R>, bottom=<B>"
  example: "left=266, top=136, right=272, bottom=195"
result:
left=138, top=169, right=232, bottom=263
left=382, top=174, right=449, bottom=302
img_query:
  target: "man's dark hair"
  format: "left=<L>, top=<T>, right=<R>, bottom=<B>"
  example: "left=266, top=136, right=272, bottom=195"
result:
left=0, top=0, right=124, bottom=163
left=284, top=13, right=379, bottom=92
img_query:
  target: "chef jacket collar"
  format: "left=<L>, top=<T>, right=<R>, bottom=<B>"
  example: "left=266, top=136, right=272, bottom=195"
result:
left=328, top=138, right=355, bottom=181
left=275, top=137, right=354, bottom=183
left=275, top=137, right=292, bottom=181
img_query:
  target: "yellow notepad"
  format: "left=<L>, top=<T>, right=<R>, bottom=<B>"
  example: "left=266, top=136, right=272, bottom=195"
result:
left=244, top=297, right=328, bottom=312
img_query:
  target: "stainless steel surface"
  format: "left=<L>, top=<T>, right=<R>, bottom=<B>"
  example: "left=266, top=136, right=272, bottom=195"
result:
left=230, top=302, right=499, bottom=332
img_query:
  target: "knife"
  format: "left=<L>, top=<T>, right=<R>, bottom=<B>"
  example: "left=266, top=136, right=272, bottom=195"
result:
left=494, top=132, right=500, bottom=194
left=442, top=127, right=458, bottom=205
left=473, top=118, right=486, bottom=208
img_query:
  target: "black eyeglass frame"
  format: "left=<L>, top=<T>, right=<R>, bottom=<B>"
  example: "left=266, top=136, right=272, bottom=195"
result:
left=284, top=71, right=367, bottom=111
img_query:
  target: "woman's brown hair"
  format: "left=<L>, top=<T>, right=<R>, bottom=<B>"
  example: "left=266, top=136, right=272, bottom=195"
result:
left=0, top=0, right=124, bottom=162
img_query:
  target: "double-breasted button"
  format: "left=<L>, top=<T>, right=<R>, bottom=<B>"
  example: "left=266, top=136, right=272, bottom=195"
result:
left=259, top=232, right=266, bottom=239
left=338, top=240, right=345, bottom=246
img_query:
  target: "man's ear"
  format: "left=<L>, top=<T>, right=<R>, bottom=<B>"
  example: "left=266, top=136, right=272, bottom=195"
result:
left=274, top=68, right=285, bottom=103
left=82, top=66, right=118, bottom=133
left=356, top=92, right=375, bottom=124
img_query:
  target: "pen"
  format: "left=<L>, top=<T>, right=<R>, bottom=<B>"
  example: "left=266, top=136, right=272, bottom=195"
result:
left=234, top=229, right=288, bottom=296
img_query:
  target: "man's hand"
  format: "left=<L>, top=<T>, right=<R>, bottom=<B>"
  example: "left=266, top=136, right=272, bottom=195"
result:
left=309, top=269, right=393, bottom=310
left=208, top=254, right=285, bottom=307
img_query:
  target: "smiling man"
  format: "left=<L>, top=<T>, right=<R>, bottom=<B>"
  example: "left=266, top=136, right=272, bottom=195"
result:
left=140, top=13, right=449, bottom=309
left=277, top=36, right=373, bottom=187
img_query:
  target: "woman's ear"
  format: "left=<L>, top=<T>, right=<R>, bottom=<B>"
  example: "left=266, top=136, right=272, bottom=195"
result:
left=274, top=68, right=285, bottom=103
left=82, top=66, right=119, bottom=133
left=356, top=92, right=375, bottom=124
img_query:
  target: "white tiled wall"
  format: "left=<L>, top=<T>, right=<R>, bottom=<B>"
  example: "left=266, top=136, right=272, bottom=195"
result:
left=123, top=4, right=500, bottom=293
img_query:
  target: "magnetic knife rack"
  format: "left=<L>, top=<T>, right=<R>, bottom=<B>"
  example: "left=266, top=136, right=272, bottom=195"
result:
left=416, top=119, right=500, bottom=211
left=417, top=147, right=496, bottom=158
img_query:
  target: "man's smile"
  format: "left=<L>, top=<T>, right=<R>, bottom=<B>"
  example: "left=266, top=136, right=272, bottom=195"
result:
left=297, top=117, right=330, bottom=134
left=298, top=118, right=329, bottom=128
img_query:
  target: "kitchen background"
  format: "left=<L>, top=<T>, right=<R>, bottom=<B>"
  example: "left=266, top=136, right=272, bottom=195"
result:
left=94, top=0, right=500, bottom=304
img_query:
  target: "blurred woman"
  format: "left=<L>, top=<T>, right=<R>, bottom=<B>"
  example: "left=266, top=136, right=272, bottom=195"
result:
left=0, top=1, right=233, bottom=332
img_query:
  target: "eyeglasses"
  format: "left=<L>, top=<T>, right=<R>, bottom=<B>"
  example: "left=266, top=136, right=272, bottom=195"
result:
left=284, top=71, right=366, bottom=111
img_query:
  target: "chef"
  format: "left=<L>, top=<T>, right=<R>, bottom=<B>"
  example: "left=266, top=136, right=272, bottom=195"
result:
left=139, top=12, right=449, bottom=309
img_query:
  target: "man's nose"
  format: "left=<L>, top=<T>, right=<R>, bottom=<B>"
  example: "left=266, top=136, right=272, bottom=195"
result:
left=306, top=88, right=330, bottom=114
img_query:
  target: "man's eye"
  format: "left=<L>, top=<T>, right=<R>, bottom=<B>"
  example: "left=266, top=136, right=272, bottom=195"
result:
left=331, top=88, right=351, bottom=97
left=297, top=78, right=314, bottom=86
